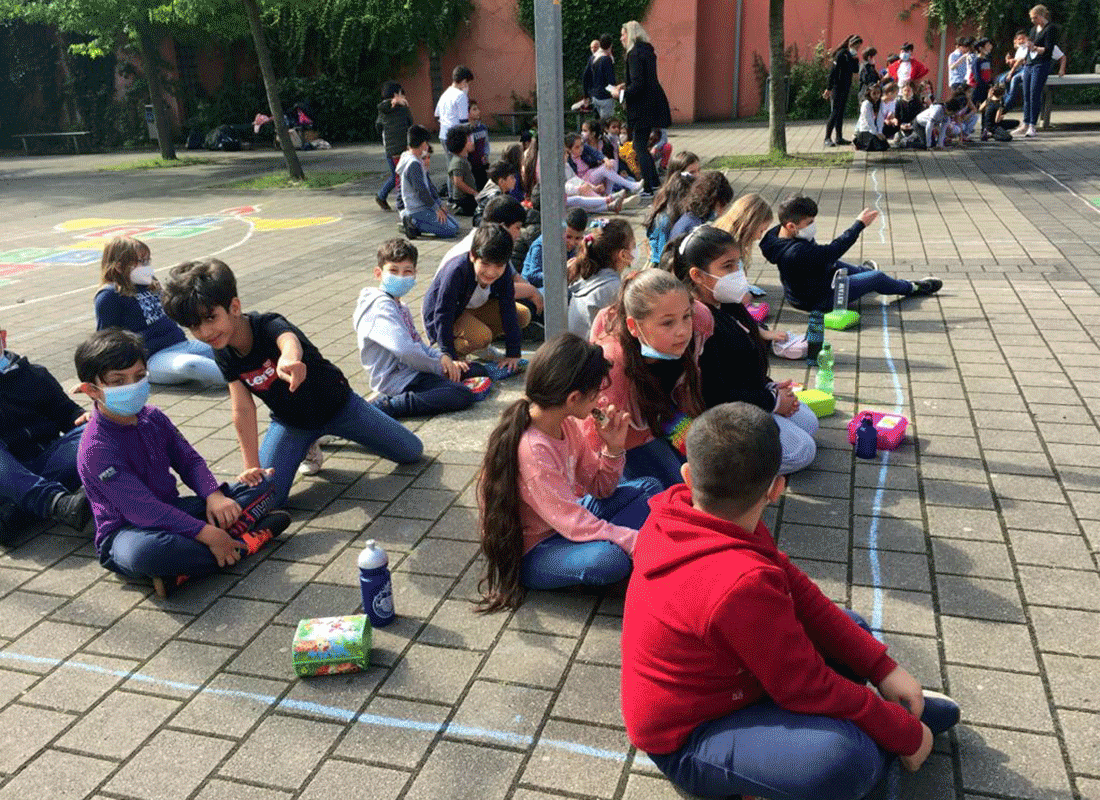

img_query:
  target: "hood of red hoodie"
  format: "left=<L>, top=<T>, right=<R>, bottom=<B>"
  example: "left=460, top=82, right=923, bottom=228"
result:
left=637, top=485, right=778, bottom=580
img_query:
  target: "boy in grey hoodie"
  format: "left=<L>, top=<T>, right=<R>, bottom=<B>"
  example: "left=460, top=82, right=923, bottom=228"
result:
left=355, top=239, right=490, bottom=418
left=398, top=125, right=460, bottom=240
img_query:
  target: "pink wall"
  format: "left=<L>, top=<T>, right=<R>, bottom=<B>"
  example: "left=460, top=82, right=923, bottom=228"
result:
left=643, top=0, right=700, bottom=124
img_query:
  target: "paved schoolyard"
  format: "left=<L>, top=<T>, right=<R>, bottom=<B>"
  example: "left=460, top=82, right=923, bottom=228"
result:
left=0, top=114, right=1098, bottom=800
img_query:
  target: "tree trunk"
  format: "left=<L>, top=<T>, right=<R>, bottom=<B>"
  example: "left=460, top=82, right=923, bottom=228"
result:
left=134, top=20, right=176, bottom=160
left=241, top=0, right=304, bottom=180
left=54, top=30, right=84, bottom=130
left=429, top=50, right=443, bottom=107
left=768, top=0, right=787, bottom=156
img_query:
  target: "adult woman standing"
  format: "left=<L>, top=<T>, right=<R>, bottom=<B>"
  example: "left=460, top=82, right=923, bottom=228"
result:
left=613, top=21, right=671, bottom=196
left=1016, top=4, right=1058, bottom=138
left=823, top=35, right=862, bottom=147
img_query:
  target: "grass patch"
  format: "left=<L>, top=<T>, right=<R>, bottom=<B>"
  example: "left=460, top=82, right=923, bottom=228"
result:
left=102, top=156, right=218, bottom=171
left=217, top=170, right=370, bottom=190
left=708, top=152, right=853, bottom=170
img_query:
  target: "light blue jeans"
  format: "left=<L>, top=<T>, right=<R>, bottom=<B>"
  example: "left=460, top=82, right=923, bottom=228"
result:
left=405, top=207, right=460, bottom=239
left=258, top=392, right=423, bottom=507
left=148, top=339, right=225, bottom=386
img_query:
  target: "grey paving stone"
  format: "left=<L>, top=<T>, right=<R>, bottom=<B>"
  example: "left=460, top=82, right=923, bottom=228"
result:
left=228, top=624, right=298, bottom=680
left=1007, top=529, right=1094, bottom=569
left=480, top=630, right=575, bottom=689
left=21, top=652, right=136, bottom=712
left=272, top=527, right=355, bottom=565
left=281, top=666, right=383, bottom=721
left=1042, top=653, right=1100, bottom=712
left=575, top=614, right=623, bottom=667
left=941, top=615, right=1039, bottom=672
left=523, top=720, right=630, bottom=798
left=385, top=488, right=456, bottom=521
left=140, top=572, right=238, bottom=615
left=274, top=581, right=363, bottom=625
left=1030, top=606, right=1100, bottom=657
left=956, top=725, right=1073, bottom=800
left=0, top=703, right=75, bottom=773
left=396, top=537, right=480, bottom=578
left=229, top=559, right=322, bottom=602
left=1018, top=564, right=1100, bottom=611
left=219, top=713, right=344, bottom=789
left=335, top=695, right=448, bottom=768
left=356, top=515, right=433, bottom=549
left=308, top=498, right=385, bottom=532
left=2, top=619, right=98, bottom=671
left=85, top=607, right=191, bottom=660
left=1076, top=777, right=1100, bottom=800
left=104, top=728, right=234, bottom=800
left=781, top=495, right=851, bottom=528
left=172, top=673, right=288, bottom=738
left=880, top=633, right=943, bottom=691
left=403, top=740, right=522, bottom=800
left=552, top=662, right=623, bottom=728
left=0, top=591, right=67, bottom=639
left=181, top=596, right=281, bottom=646
left=990, top=474, right=1065, bottom=503
left=985, top=448, right=1057, bottom=477
left=50, top=580, right=148, bottom=627
left=426, top=505, right=480, bottom=542
left=1057, top=708, right=1100, bottom=776
left=193, top=780, right=292, bottom=800
left=0, top=669, right=38, bottom=708
left=776, top=524, right=849, bottom=563
left=925, top=506, right=1004, bottom=542
left=947, top=663, right=1054, bottom=732
left=0, top=749, right=114, bottom=800
left=849, top=586, right=937, bottom=637
left=936, top=574, right=1027, bottom=623
left=931, top=538, right=1015, bottom=580
left=852, top=548, right=931, bottom=592
left=368, top=615, right=424, bottom=668
left=299, top=759, right=409, bottom=800
left=450, top=679, right=553, bottom=745
left=411, top=462, right=480, bottom=492
left=417, top=598, right=507, bottom=650
left=56, top=690, right=179, bottom=759
left=378, top=642, right=481, bottom=704
left=341, top=473, right=415, bottom=502
left=508, top=592, right=597, bottom=638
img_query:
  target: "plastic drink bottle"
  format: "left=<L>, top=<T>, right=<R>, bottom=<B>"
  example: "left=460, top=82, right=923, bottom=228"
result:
left=814, top=342, right=834, bottom=394
left=358, top=540, right=395, bottom=627
left=855, top=414, right=879, bottom=459
left=832, top=267, right=850, bottom=311
left=806, top=310, right=824, bottom=365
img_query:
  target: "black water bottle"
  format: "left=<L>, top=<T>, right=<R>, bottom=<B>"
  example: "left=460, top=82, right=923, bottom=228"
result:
left=806, top=310, right=825, bottom=365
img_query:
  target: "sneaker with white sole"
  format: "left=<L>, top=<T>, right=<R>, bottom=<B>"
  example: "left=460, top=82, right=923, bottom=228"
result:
left=919, top=690, right=961, bottom=735
left=1025, top=126, right=1037, bottom=137
left=473, top=344, right=505, bottom=362
left=298, top=441, right=325, bottom=475
left=619, top=193, right=640, bottom=210
left=1012, top=123, right=1028, bottom=135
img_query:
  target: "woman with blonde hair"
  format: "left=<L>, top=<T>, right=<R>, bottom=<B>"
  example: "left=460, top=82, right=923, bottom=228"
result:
left=1017, top=4, right=1058, bottom=137
left=612, top=21, right=671, bottom=195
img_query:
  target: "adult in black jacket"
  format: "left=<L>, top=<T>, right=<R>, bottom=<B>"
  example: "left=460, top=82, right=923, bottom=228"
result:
left=583, top=34, right=617, bottom=120
left=824, top=35, right=862, bottom=147
left=1017, top=4, right=1058, bottom=136
left=0, top=338, right=91, bottom=539
left=614, top=21, right=671, bottom=194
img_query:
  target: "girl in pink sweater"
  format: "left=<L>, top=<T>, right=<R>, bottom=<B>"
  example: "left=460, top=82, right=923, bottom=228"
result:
left=476, top=334, right=663, bottom=611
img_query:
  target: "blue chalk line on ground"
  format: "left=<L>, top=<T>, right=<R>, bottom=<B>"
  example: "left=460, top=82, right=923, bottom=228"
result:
left=870, top=169, right=888, bottom=244
left=0, top=650, right=628, bottom=762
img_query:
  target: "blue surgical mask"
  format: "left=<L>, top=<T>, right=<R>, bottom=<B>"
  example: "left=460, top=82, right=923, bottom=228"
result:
left=637, top=331, right=681, bottom=361
left=0, top=352, right=11, bottom=372
left=101, top=377, right=149, bottom=417
left=381, top=274, right=416, bottom=298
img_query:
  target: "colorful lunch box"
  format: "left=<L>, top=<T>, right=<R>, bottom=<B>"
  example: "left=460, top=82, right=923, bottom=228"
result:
left=292, top=614, right=372, bottom=677
left=747, top=302, right=769, bottom=323
left=795, top=389, right=836, bottom=418
left=846, top=411, right=910, bottom=451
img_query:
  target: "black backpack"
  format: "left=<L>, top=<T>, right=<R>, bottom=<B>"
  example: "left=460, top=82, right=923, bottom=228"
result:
left=205, top=124, right=242, bottom=152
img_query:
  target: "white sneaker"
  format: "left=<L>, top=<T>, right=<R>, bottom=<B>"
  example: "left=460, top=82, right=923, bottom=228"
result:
left=298, top=441, right=324, bottom=475
left=1012, top=123, right=1028, bottom=135
left=619, top=193, right=641, bottom=209
left=1025, top=126, right=1037, bottom=137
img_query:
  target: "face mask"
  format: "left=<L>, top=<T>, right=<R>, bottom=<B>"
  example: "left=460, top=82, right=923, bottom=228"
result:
left=0, top=353, right=10, bottom=372
left=636, top=330, right=681, bottom=361
left=381, top=274, right=416, bottom=298
left=712, top=269, right=751, bottom=305
left=849, top=48, right=859, bottom=57
left=131, top=264, right=155, bottom=286
left=101, top=377, right=149, bottom=417
left=796, top=221, right=817, bottom=241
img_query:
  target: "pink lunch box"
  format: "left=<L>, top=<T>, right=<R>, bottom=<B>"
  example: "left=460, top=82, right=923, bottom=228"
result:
left=846, top=411, right=910, bottom=451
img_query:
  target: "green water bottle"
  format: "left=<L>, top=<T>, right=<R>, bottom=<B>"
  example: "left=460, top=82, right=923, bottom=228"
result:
left=814, top=342, right=834, bottom=394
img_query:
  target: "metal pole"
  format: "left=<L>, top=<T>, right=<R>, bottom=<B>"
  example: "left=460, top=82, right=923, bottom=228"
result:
left=534, top=0, right=568, bottom=339
left=732, top=0, right=744, bottom=118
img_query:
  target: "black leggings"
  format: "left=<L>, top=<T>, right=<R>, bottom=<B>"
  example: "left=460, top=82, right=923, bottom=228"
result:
left=825, top=91, right=849, bottom=141
left=632, top=124, right=660, bottom=193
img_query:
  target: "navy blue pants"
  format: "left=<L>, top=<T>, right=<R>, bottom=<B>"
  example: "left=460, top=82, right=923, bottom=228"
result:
left=0, top=425, right=84, bottom=520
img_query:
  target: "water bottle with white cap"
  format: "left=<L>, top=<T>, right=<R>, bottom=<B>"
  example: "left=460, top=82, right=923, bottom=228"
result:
left=358, top=540, right=395, bottom=627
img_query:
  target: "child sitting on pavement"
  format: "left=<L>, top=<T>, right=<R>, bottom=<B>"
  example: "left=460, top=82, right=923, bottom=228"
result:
left=467, top=100, right=491, bottom=190
left=447, top=125, right=479, bottom=217
left=354, top=238, right=491, bottom=419
left=621, top=402, right=961, bottom=800
left=522, top=208, right=588, bottom=290
left=74, top=329, right=290, bottom=598
left=398, top=125, right=459, bottom=240
left=759, top=195, right=942, bottom=313
left=0, top=329, right=90, bottom=540
left=473, top=160, right=517, bottom=226
left=160, top=258, right=423, bottom=507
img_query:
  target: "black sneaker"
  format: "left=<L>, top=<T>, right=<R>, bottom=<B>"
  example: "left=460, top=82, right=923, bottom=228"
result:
left=836, top=137, right=851, bottom=146
left=50, top=487, right=90, bottom=532
left=375, top=196, right=392, bottom=212
left=402, top=215, right=420, bottom=240
left=909, top=277, right=943, bottom=297
left=238, top=510, right=292, bottom=555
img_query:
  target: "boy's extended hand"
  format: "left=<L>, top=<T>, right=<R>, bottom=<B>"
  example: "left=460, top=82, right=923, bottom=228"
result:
left=440, top=354, right=469, bottom=382
left=878, top=664, right=925, bottom=719
left=205, top=490, right=242, bottom=530
left=857, top=208, right=880, bottom=227
left=197, top=524, right=245, bottom=568
left=276, top=355, right=306, bottom=392
left=596, top=403, right=631, bottom=454
left=499, top=357, right=521, bottom=373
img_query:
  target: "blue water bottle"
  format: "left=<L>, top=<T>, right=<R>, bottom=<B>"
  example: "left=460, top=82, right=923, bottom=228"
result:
left=358, top=539, right=395, bottom=627
left=855, top=414, right=878, bottom=459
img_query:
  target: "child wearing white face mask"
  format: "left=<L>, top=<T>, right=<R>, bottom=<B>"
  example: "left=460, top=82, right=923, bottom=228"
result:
left=759, top=195, right=942, bottom=313
left=94, top=236, right=224, bottom=387
left=663, top=226, right=818, bottom=475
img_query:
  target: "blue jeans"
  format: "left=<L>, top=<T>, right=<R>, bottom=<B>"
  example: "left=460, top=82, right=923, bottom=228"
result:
left=405, top=206, right=460, bottom=239
left=259, top=392, right=423, bottom=507
left=99, top=479, right=274, bottom=579
left=998, top=70, right=1024, bottom=109
left=378, top=155, right=401, bottom=204
left=624, top=437, right=685, bottom=490
left=1022, top=60, right=1051, bottom=126
left=147, top=339, right=225, bottom=386
left=374, top=367, right=488, bottom=419
left=817, top=262, right=912, bottom=311
left=648, top=610, right=889, bottom=800
left=0, top=425, right=85, bottom=519
left=520, top=477, right=664, bottom=590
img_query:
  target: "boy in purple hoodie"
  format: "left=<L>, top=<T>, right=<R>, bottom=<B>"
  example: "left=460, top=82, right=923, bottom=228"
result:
left=74, top=329, right=289, bottom=597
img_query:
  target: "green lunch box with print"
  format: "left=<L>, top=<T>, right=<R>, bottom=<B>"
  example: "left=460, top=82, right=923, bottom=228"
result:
left=292, top=614, right=372, bottom=677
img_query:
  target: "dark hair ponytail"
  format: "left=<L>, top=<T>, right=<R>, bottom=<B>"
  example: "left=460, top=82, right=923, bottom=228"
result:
left=477, top=334, right=613, bottom=612
left=569, top=218, right=633, bottom=282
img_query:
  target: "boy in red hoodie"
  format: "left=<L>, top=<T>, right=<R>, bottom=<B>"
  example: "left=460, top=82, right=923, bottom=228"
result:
left=621, top=402, right=959, bottom=800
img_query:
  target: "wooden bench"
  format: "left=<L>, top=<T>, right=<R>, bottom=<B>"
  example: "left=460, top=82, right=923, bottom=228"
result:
left=1041, top=74, right=1100, bottom=129
left=16, top=131, right=92, bottom=155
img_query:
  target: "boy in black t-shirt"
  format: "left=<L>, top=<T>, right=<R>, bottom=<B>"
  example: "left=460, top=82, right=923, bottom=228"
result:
left=162, top=259, right=423, bottom=507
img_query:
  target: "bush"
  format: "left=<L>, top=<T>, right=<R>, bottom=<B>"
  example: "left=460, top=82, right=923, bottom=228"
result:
left=752, top=42, right=861, bottom=121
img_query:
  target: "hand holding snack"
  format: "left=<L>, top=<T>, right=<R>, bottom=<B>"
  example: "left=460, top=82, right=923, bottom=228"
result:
left=593, top=404, right=630, bottom=455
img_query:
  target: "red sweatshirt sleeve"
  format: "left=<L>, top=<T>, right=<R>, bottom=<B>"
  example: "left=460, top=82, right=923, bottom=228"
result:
left=711, top=566, right=924, bottom=755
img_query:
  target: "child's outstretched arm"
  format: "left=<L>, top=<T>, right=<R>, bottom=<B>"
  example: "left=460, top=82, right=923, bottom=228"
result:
left=275, top=331, right=306, bottom=391
left=813, top=208, right=878, bottom=265
left=228, top=381, right=265, bottom=485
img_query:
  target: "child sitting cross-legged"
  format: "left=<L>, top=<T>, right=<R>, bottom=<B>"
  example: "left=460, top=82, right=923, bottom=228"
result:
left=354, top=238, right=491, bottom=418
left=476, top=333, right=662, bottom=611
left=622, top=402, right=961, bottom=800
left=74, top=330, right=290, bottom=598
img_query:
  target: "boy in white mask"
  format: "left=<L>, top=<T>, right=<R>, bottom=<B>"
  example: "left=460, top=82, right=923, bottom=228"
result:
left=759, top=195, right=942, bottom=313
left=95, top=236, right=224, bottom=386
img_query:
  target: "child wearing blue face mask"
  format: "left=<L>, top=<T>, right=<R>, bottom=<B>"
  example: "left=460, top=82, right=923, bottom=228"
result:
left=73, top=329, right=290, bottom=598
left=355, top=238, right=492, bottom=418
